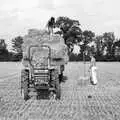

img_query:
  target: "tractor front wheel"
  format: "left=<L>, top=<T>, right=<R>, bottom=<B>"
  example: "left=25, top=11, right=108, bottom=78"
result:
left=55, top=78, right=61, bottom=100
left=21, top=69, right=29, bottom=101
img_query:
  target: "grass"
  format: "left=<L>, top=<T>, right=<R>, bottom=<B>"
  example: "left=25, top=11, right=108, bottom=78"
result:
left=0, top=62, right=120, bottom=120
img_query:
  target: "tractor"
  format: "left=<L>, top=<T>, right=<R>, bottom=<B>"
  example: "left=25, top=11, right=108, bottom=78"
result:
left=21, top=45, right=62, bottom=101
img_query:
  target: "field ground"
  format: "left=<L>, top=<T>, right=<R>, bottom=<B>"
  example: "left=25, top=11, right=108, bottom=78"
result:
left=0, top=62, right=120, bottom=120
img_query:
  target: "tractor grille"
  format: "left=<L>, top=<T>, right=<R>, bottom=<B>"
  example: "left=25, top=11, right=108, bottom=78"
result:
left=33, top=69, right=49, bottom=84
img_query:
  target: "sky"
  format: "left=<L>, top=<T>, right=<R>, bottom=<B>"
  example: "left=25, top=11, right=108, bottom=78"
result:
left=0, top=0, right=120, bottom=49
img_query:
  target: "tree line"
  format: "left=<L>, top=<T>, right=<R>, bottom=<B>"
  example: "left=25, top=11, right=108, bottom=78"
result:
left=52, top=16, right=120, bottom=61
left=0, top=16, right=120, bottom=62
left=0, top=36, right=23, bottom=61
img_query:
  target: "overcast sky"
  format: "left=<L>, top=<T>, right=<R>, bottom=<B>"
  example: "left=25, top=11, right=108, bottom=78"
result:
left=0, top=0, right=120, bottom=48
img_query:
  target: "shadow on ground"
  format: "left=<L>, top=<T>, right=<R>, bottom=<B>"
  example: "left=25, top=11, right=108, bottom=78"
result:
left=60, top=76, right=68, bottom=83
left=36, top=90, right=50, bottom=100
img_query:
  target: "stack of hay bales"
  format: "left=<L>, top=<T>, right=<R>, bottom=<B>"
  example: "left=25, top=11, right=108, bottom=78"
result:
left=22, top=29, right=68, bottom=67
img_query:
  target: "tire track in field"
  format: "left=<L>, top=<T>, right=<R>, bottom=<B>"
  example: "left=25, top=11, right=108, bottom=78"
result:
left=10, top=98, right=35, bottom=120
left=0, top=68, right=36, bottom=120
left=0, top=74, right=33, bottom=120
left=71, top=63, right=90, bottom=120
left=0, top=74, right=22, bottom=119
left=0, top=72, right=18, bottom=81
left=62, top=63, right=82, bottom=120
left=0, top=71, right=20, bottom=99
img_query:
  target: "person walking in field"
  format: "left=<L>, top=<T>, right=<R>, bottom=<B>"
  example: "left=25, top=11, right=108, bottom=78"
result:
left=89, top=54, right=98, bottom=85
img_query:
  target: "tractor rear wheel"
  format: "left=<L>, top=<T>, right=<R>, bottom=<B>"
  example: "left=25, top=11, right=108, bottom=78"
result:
left=50, top=69, right=61, bottom=100
left=59, top=73, right=63, bottom=83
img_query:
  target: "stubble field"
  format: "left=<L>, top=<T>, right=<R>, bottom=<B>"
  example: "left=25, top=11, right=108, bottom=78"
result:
left=0, top=62, right=120, bottom=120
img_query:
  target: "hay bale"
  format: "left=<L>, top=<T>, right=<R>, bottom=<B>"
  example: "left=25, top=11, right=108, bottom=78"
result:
left=22, top=29, right=68, bottom=67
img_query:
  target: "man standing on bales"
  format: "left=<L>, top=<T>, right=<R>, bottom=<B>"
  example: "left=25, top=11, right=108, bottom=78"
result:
left=46, top=17, right=55, bottom=36
left=89, top=54, right=98, bottom=85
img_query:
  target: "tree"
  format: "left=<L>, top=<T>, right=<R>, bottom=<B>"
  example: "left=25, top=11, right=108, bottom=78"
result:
left=0, top=39, right=9, bottom=61
left=55, top=16, right=82, bottom=45
left=81, top=30, right=95, bottom=56
left=112, top=39, right=120, bottom=61
left=102, top=32, right=115, bottom=57
left=95, top=35, right=104, bottom=59
left=83, top=30, right=95, bottom=45
left=12, top=36, right=23, bottom=61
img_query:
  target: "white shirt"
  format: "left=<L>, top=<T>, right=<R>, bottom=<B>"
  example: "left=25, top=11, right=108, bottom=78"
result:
left=72, top=44, right=80, bottom=55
